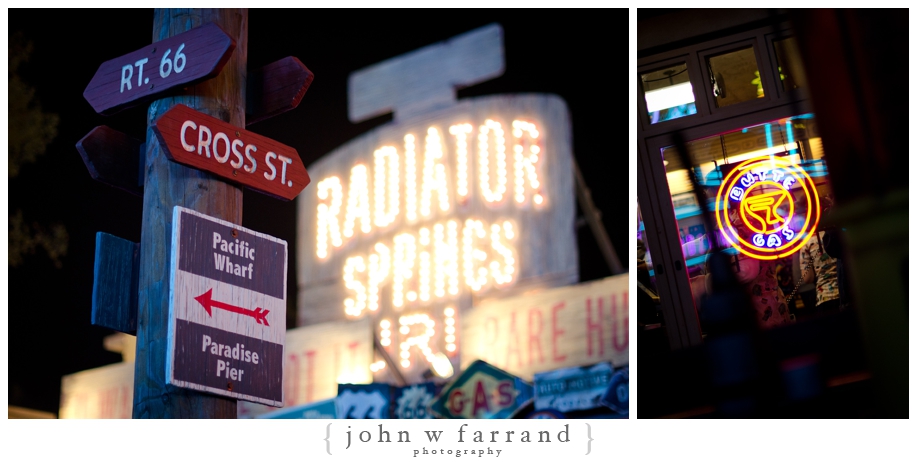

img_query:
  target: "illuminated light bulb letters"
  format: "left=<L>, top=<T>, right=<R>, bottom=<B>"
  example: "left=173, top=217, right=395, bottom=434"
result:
left=392, top=233, right=417, bottom=308
left=373, top=146, right=400, bottom=228
left=479, top=119, right=508, bottom=204
left=444, top=306, right=457, bottom=353
left=462, top=219, right=488, bottom=292
left=449, top=123, right=473, bottom=204
left=511, top=120, right=544, bottom=206
left=379, top=319, right=392, bottom=347
left=343, top=164, right=372, bottom=238
left=315, top=176, right=343, bottom=259
left=343, top=243, right=390, bottom=317
left=398, top=313, right=438, bottom=369
left=405, top=134, right=418, bottom=223
left=317, top=117, right=549, bottom=373
left=420, top=127, right=451, bottom=217
left=489, top=221, right=517, bottom=286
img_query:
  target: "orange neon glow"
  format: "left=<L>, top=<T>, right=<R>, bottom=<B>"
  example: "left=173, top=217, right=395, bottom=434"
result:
left=715, top=156, right=820, bottom=260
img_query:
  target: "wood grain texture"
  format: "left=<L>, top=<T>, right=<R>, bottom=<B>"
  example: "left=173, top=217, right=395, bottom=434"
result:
left=166, top=207, right=287, bottom=407
left=76, top=126, right=144, bottom=196
left=91, top=232, right=139, bottom=335
left=348, top=23, right=504, bottom=123
left=461, top=274, right=629, bottom=381
left=237, top=318, right=373, bottom=418
left=246, top=56, right=314, bottom=126
left=153, top=103, right=309, bottom=201
left=83, top=22, right=236, bottom=116
left=296, top=94, right=577, bottom=384
left=133, top=8, right=247, bottom=419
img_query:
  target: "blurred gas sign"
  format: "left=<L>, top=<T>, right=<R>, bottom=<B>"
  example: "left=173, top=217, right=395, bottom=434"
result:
left=430, top=360, right=533, bottom=419
left=715, top=155, right=821, bottom=260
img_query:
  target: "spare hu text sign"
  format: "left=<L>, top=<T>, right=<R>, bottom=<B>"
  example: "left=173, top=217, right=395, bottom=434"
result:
left=83, top=22, right=235, bottom=116
left=167, top=206, right=287, bottom=407
left=153, top=103, right=310, bottom=201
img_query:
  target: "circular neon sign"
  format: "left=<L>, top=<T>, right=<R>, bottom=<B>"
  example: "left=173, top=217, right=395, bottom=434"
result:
left=714, top=156, right=820, bottom=260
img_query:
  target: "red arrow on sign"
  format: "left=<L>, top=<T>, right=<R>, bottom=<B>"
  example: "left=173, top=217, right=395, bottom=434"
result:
left=153, top=103, right=310, bottom=201
left=194, top=288, right=270, bottom=326
left=83, top=22, right=236, bottom=116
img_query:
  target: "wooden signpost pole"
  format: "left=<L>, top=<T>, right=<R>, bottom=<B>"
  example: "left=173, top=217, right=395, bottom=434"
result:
left=132, top=8, right=247, bottom=418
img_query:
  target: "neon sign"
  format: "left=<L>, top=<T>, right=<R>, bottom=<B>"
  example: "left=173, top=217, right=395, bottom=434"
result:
left=715, top=155, right=820, bottom=260
left=298, top=93, right=577, bottom=384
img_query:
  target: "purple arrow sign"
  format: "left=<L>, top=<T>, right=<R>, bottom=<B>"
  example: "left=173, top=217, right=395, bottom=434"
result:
left=83, top=22, right=235, bottom=115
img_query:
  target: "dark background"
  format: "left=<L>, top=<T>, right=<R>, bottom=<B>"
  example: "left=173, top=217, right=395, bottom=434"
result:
left=7, top=8, right=629, bottom=414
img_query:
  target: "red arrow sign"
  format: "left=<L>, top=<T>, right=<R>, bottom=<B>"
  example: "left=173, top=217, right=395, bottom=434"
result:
left=153, top=104, right=310, bottom=201
left=83, top=22, right=235, bottom=116
left=195, top=288, right=270, bottom=326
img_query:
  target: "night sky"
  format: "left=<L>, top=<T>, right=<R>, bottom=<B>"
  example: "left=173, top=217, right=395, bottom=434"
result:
left=7, top=8, right=630, bottom=414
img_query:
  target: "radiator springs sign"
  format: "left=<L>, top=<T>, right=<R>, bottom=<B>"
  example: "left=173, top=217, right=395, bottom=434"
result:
left=298, top=95, right=577, bottom=380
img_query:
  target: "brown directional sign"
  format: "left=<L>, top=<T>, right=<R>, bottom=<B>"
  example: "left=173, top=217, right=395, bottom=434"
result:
left=167, top=206, right=286, bottom=406
left=247, top=56, right=314, bottom=126
left=153, top=104, right=310, bottom=201
left=83, top=22, right=236, bottom=116
left=76, top=126, right=144, bottom=196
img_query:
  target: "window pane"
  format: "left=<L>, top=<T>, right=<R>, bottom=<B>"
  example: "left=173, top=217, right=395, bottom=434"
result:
left=641, top=63, right=697, bottom=124
left=636, top=202, right=668, bottom=352
left=660, top=114, right=836, bottom=330
left=707, top=46, right=762, bottom=107
left=774, top=37, right=808, bottom=92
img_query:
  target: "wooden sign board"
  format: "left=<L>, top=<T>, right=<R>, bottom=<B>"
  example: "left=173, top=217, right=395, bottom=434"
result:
left=83, top=22, right=235, bottom=116
left=76, top=126, right=144, bottom=196
left=60, top=362, right=134, bottom=419
left=461, top=274, right=628, bottom=381
left=91, top=232, right=139, bottom=335
left=247, top=56, right=314, bottom=126
left=430, top=359, right=533, bottom=419
left=533, top=362, right=614, bottom=413
left=167, top=206, right=287, bottom=406
left=237, top=318, right=373, bottom=418
left=153, top=104, right=310, bottom=201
